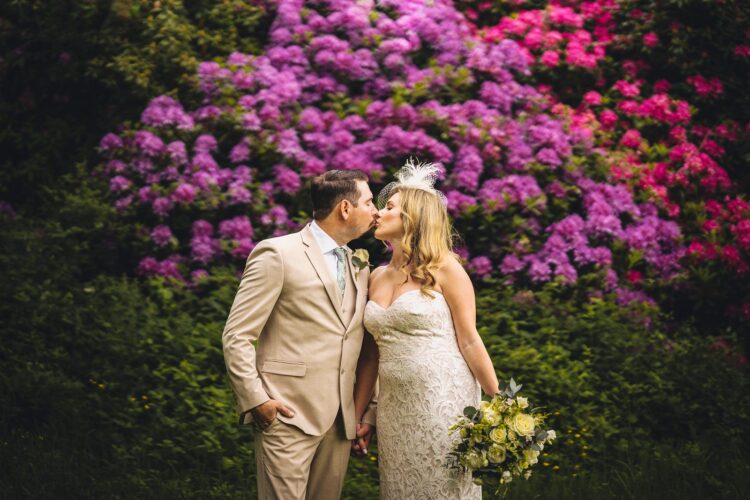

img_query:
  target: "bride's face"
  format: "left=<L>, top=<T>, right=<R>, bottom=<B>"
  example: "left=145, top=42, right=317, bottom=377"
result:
left=374, top=192, right=404, bottom=241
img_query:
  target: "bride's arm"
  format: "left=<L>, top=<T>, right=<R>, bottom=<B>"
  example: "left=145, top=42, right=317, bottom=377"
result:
left=354, top=330, right=379, bottom=422
left=439, top=258, right=499, bottom=396
left=354, top=268, right=382, bottom=421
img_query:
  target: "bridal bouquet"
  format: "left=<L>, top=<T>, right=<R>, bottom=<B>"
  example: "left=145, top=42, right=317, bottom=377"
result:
left=447, top=378, right=555, bottom=494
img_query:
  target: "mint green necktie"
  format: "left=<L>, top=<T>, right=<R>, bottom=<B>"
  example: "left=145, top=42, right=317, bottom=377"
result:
left=332, top=247, right=347, bottom=296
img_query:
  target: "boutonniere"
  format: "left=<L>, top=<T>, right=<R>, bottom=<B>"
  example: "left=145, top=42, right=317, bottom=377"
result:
left=351, top=248, right=370, bottom=278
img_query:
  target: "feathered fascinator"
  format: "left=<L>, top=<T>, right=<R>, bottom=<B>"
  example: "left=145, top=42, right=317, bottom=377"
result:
left=377, top=158, right=447, bottom=208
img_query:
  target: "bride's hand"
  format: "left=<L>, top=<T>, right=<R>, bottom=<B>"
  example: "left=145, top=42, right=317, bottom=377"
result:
left=351, top=422, right=374, bottom=456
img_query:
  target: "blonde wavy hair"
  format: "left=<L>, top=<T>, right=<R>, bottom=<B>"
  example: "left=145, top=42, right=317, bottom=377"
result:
left=392, top=185, right=457, bottom=296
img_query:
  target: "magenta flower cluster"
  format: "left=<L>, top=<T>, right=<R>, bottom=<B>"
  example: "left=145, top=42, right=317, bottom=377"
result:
left=459, top=0, right=750, bottom=315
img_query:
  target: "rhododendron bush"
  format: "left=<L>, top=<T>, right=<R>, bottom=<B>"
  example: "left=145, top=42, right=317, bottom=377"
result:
left=454, top=0, right=750, bottom=326
left=99, top=0, right=686, bottom=311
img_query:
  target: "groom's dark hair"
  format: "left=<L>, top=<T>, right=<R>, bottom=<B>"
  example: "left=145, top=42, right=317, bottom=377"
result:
left=310, top=169, right=368, bottom=220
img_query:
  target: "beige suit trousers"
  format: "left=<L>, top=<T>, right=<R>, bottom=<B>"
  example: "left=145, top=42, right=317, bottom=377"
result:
left=256, top=412, right=350, bottom=500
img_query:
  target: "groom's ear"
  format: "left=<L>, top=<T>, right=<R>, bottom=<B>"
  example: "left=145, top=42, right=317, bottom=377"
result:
left=339, top=199, right=352, bottom=220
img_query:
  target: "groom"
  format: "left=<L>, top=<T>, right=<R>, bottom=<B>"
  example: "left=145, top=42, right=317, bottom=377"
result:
left=222, top=169, right=378, bottom=500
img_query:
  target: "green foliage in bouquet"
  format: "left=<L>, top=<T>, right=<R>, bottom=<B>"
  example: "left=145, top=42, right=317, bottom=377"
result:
left=449, top=378, right=557, bottom=496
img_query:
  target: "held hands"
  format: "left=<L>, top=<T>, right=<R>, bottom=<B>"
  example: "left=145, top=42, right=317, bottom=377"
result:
left=251, top=399, right=295, bottom=430
left=351, top=422, right=374, bottom=457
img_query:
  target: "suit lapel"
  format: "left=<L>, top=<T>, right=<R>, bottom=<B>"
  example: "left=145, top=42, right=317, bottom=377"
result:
left=345, top=249, right=366, bottom=332
left=301, top=225, right=347, bottom=328
left=345, top=250, right=362, bottom=294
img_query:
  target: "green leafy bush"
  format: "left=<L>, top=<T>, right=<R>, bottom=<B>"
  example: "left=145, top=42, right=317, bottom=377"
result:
left=0, top=0, right=272, bottom=210
left=0, top=180, right=255, bottom=496
left=476, top=280, right=750, bottom=478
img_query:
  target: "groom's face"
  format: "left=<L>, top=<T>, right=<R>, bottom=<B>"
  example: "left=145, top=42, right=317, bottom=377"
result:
left=347, top=180, right=378, bottom=237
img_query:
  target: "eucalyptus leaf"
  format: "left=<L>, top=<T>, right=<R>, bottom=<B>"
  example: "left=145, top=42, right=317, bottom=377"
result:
left=464, top=406, right=478, bottom=418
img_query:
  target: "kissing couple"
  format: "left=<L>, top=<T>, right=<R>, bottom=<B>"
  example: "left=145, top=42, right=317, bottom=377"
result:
left=222, top=160, right=499, bottom=499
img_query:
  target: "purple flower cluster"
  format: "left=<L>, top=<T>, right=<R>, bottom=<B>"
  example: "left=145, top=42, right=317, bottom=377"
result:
left=150, top=225, right=173, bottom=247
left=99, top=0, right=684, bottom=291
left=478, top=175, right=545, bottom=212
left=467, top=256, right=493, bottom=279
left=499, top=177, right=683, bottom=288
left=138, top=255, right=184, bottom=281
left=141, top=96, right=195, bottom=130
left=190, top=220, right=220, bottom=264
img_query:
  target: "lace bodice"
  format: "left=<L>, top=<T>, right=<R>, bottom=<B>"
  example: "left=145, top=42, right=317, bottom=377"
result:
left=364, top=290, right=480, bottom=500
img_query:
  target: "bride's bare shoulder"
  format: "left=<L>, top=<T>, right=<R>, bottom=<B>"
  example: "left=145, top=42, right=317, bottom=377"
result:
left=369, top=265, right=389, bottom=285
left=435, top=255, right=471, bottom=288
left=438, top=254, right=466, bottom=272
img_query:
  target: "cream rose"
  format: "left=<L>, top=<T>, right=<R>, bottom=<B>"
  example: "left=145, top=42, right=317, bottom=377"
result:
left=523, top=448, right=540, bottom=465
left=489, top=426, right=507, bottom=443
left=482, top=408, right=500, bottom=425
left=509, top=413, right=536, bottom=437
left=487, top=444, right=507, bottom=464
left=461, top=449, right=486, bottom=469
left=516, top=396, right=529, bottom=409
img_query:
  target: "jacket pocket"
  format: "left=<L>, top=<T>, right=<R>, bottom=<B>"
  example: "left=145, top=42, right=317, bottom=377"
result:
left=261, top=359, right=307, bottom=377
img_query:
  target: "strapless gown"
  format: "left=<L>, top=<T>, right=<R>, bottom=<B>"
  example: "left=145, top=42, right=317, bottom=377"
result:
left=364, top=289, right=481, bottom=500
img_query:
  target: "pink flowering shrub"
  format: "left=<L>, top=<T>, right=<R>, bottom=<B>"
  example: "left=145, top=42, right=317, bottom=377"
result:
left=457, top=0, right=750, bottom=325
left=99, top=0, right=682, bottom=307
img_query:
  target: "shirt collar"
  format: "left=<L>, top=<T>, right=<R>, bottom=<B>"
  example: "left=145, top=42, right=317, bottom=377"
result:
left=309, top=220, right=349, bottom=255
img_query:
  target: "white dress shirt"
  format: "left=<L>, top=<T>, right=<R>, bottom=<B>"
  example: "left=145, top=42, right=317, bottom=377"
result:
left=309, top=220, right=349, bottom=284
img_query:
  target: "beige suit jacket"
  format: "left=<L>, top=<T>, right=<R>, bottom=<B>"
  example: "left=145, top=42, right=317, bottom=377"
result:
left=222, top=224, right=373, bottom=440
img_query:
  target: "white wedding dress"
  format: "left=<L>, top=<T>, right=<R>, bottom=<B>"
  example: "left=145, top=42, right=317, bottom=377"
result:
left=364, top=289, right=481, bottom=500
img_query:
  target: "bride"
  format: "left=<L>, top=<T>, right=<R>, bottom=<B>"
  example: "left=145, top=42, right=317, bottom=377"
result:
left=352, top=161, right=500, bottom=499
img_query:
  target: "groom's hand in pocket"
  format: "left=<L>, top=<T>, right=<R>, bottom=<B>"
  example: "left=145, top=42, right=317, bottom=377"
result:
left=351, top=422, right=373, bottom=456
left=251, top=399, right=295, bottom=430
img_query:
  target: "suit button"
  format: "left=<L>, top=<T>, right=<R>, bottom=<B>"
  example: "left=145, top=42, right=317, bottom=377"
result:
left=340, top=369, right=345, bottom=374
left=344, top=334, right=348, bottom=340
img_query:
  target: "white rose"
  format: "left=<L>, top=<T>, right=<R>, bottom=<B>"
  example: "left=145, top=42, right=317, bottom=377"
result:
left=501, top=470, right=512, bottom=484
left=546, top=429, right=557, bottom=442
left=516, top=396, right=529, bottom=409
left=509, top=413, right=536, bottom=437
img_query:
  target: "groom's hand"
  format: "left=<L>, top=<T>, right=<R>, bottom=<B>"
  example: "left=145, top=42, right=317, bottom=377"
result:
left=351, top=422, right=373, bottom=456
left=251, top=399, right=294, bottom=430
